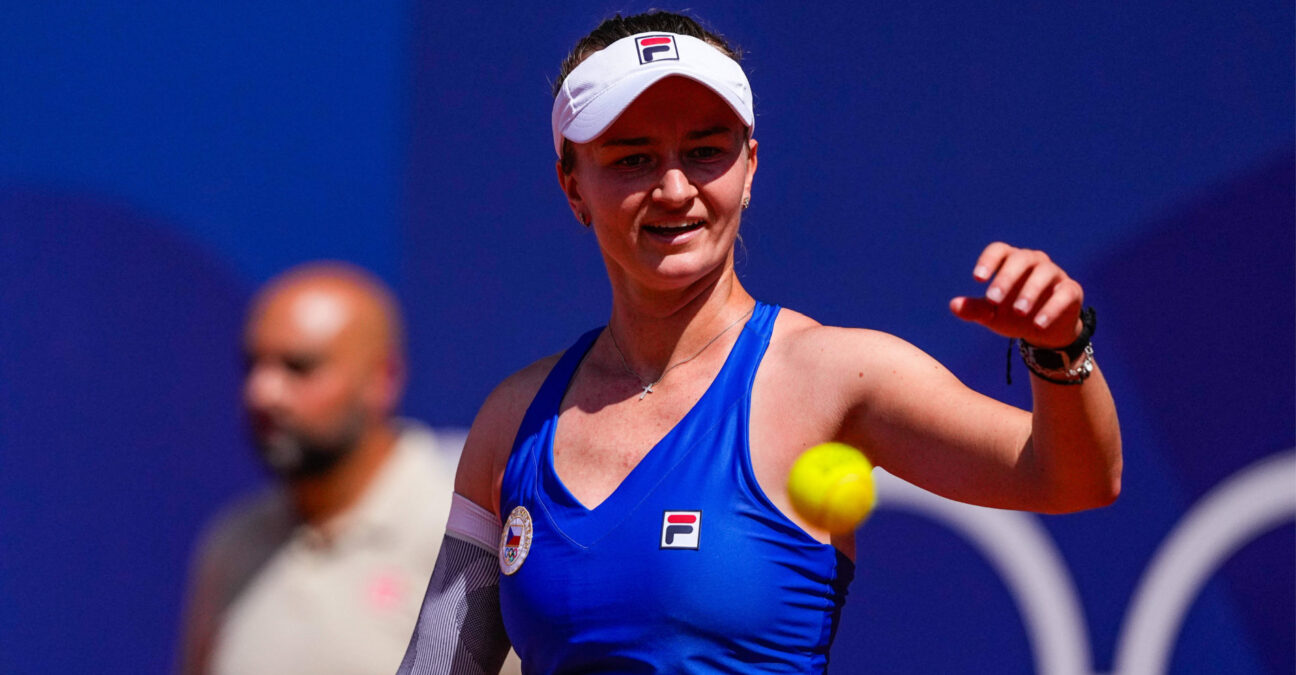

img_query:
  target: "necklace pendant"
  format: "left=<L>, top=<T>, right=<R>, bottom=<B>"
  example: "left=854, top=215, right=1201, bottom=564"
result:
left=638, top=383, right=654, bottom=400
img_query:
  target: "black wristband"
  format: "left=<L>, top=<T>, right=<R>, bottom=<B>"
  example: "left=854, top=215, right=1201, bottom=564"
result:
left=1021, top=307, right=1096, bottom=369
left=1007, top=307, right=1097, bottom=385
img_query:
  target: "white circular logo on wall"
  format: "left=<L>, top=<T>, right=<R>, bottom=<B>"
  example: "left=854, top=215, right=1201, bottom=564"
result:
left=499, top=505, right=534, bottom=575
left=871, top=449, right=1296, bottom=675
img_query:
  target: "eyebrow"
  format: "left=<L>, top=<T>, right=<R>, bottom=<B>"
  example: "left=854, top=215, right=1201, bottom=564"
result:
left=599, top=125, right=734, bottom=148
left=601, top=136, right=651, bottom=148
left=685, top=125, right=732, bottom=140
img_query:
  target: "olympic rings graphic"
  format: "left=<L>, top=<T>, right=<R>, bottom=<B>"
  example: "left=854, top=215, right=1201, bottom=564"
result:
left=874, top=450, right=1295, bottom=675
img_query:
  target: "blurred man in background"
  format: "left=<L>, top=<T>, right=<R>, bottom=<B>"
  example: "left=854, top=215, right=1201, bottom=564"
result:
left=178, top=262, right=519, bottom=674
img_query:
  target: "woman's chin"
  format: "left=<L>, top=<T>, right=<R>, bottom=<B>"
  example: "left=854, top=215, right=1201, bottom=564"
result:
left=635, top=253, right=732, bottom=290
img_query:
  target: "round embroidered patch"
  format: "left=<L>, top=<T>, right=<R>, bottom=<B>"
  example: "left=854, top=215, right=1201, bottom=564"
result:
left=499, top=505, right=533, bottom=575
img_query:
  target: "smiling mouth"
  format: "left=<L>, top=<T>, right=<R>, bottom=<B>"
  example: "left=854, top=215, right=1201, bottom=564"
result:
left=643, top=220, right=705, bottom=236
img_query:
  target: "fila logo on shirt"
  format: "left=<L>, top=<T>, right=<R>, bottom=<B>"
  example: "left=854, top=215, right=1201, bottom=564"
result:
left=636, top=35, right=680, bottom=64
left=660, top=510, right=701, bottom=549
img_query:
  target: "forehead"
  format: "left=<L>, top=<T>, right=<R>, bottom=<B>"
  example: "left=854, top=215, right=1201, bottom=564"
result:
left=596, top=76, right=746, bottom=141
left=247, top=287, right=352, bottom=352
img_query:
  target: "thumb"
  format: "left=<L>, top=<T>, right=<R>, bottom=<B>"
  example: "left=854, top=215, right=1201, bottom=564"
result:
left=949, top=296, right=996, bottom=325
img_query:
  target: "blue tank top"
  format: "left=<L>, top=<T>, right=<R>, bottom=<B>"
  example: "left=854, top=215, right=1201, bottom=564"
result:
left=498, top=302, right=854, bottom=673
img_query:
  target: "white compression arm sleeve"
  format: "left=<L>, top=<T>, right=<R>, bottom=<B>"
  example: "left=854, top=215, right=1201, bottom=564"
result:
left=397, top=494, right=511, bottom=675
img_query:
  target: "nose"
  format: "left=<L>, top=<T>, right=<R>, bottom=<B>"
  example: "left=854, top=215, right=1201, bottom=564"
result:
left=244, top=363, right=287, bottom=413
left=652, top=166, right=698, bottom=207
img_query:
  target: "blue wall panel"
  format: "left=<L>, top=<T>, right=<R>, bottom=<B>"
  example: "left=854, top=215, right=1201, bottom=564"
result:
left=1, top=2, right=1290, bottom=672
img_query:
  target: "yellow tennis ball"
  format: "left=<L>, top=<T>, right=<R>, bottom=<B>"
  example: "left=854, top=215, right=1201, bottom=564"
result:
left=787, top=442, right=877, bottom=534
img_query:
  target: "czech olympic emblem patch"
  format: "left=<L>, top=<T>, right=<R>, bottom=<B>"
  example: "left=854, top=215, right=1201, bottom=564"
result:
left=499, top=505, right=534, bottom=575
left=635, top=34, right=680, bottom=64
left=660, top=510, right=701, bottom=549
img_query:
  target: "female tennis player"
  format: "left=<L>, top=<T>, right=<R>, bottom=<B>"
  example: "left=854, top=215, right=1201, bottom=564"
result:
left=399, top=11, right=1120, bottom=674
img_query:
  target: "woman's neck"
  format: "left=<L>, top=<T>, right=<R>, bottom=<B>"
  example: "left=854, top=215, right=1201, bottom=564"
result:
left=606, top=262, right=754, bottom=371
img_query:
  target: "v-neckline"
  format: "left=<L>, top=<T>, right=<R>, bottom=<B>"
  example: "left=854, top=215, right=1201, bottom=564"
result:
left=539, top=305, right=762, bottom=543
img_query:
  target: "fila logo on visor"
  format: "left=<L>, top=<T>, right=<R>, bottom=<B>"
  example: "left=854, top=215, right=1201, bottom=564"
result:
left=636, top=35, right=679, bottom=64
left=660, top=510, right=701, bottom=549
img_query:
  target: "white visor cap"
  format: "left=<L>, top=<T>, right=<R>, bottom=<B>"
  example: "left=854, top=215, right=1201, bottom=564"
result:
left=551, top=32, right=753, bottom=157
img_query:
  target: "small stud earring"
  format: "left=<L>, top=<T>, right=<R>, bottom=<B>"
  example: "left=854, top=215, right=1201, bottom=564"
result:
left=741, top=195, right=750, bottom=210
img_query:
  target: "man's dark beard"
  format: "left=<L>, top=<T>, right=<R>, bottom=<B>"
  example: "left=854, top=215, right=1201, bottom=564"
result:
left=252, top=411, right=365, bottom=481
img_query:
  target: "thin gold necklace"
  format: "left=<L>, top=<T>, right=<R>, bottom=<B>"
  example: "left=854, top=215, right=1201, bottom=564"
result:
left=607, top=305, right=755, bottom=400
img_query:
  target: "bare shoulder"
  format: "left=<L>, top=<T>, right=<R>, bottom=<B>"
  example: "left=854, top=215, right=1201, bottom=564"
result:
left=454, top=352, right=564, bottom=516
left=768, top=307, right=933, bottom=377
left=758, top=307, right=961, bottom=445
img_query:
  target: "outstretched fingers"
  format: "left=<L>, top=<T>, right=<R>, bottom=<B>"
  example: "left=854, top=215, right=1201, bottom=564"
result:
left=953, top=242, right=1085, bottom=347
left=1034, top=278, right=1085, bottom=338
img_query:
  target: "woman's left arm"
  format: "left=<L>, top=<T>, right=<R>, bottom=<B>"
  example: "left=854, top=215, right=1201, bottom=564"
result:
left=832, top=243, right=1121, bottom=513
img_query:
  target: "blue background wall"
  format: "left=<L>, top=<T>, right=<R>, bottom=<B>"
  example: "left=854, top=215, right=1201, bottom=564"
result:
left=1, top=2, right=1291, bottom=673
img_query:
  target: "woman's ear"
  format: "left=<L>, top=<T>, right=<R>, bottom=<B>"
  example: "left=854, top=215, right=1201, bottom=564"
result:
left=743, top=138, right=758, bottom=202
left=556, top=160, right=589, bottom=226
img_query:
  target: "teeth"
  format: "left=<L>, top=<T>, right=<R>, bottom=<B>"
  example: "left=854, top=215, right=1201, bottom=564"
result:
left=651, top=220, right=703, bottom=230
